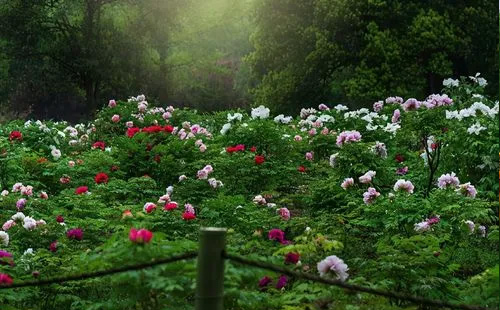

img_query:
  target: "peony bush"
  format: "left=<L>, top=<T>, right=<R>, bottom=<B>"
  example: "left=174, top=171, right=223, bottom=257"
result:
left=0, top=76, right=498, bottom=309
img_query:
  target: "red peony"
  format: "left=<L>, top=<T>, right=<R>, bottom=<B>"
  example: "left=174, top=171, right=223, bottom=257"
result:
left=92, top=141, right=106, bottom=150
left=255, top=155, right=265, bottom=165
left=284, top=252, right=300, bottom=264
left=75, top=186, right=88, bottom=195
left=164, top=125, right=174, bottom=133
left=49, top=241, right=58, bottom=252
left=182, top=211, right=196, bottom=220
left=164, top=202, right=178, bottom=211
left=250, top=146, right=257, bottom=153
left=8, top=131, right=22, bottom=142
left=56, top=215, right=64, bottom=223
left=395, top=154, right=405, bottom=163
left=0, top=273, right=13, bottom=286
left=297, top=165, right=306, bottom=173
left=66, top=228, right=83, bottom=241
left=94, top=172, right=109, bottom=184
left=127, top=127, right=140, bottom=138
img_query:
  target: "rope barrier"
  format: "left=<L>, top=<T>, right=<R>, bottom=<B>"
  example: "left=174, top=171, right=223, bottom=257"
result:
left=223, top=252, right=495, bottom=310
left=0, top=251, right=198, bottom=290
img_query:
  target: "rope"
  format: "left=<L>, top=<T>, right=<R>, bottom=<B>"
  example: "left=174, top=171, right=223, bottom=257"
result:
left=223, top=252, right=494, bottom=310
left=0, top=251, right=198, bottom=289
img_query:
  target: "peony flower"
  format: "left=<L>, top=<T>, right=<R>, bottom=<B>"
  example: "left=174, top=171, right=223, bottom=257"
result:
left=391, top=109, right=401, bottom=123
left=129, top=228, right=153, bottom=244
left=108, top=99, right=117, bottom=107
left=396, top=166, right=409, bottom=175
left=437, top=172, right=460, bottom=189
left=268, top=229, right=287, bottom=244
left=258, top=276, right=272, bottom=288
left=253, top=195, right=267, bottom=205
left=305, top=152, right=314, bottom=161
left=164, top=202, right=178, bottom=211
left=1, top=190, right=8, bottom=196
left=371, top=142, right=387, bottom=158
left=75, top=186, right=88, bottom=195
left=51, top=148, right=61, bottom=160
left=0, top=231, right=9, bottom=246
left=49, top=241, right=58, bottom=252
left=294, top=135, right=302, bottom=141
left=20, top=185, right=33, bottom=196
left=255, top=155, right=265, bottom=165
left=275, top=275, right=288, bottom=289
left=92, top=141, right=106, bottom=150
left=317, top=255, right=349, bottom=281
left=66, top=228, right=83, bottom=241
left=56, top=215, right=64, bottom=223
left=464, top=220, right=475, bottom=234
left=336, top=130, right=361, bottom=147
left=12, top=212, right=25, bottom=222
left=9, top=131, right=23, bottom=142
left=414, top=221, right=431, bottom=232
left=2, top=220, right=15, bottom=231
left=456, top=182, right=477, bottom=198
left=127, top=127, right=140, bottom=138
left=16, top=198, right=27, bottom=211
left=125, top=121, right=134, bottom=128
left=277, top=208, right=290, bottom=221
left=182, top=211, right=196, bottom=220
left=318, top=104, right=330, bottom=111
left=284, top=252, right=300, bottom=265
left=402, top=98, right=421, bottom=111
left=178, top=175, right=187, bottom=182
left=94, top=172, right=109, bottom=184
left=393, top=180, right=414, bottom=194
left=143, top=202, right=157, bottom=214
left=197, top=169, right=208, bottom=180
left=111, top=114, right=120, bottom=123
left=341, top=178, right=354, bottom=190
left=251, top=105, right=270, bottom=119
left=23, top=217, right=37, bottom=230
left=60, top=176, right=71, bottom=184
left=363, top=187, right=380, bottom=204
left=373, top=101, right=384, bottom=112
left=297, top=165, right=306, bottom=173
left=0, top=273, right=13, bottom=286
left=359, top=171, right=376, bottom=184
left=68, top=160, right=75, bottom=167
left=478, top=225, right=486, bottom=237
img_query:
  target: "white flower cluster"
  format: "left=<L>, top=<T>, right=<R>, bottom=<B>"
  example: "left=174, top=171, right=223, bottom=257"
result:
left=251, top=105, right=270, bottom=119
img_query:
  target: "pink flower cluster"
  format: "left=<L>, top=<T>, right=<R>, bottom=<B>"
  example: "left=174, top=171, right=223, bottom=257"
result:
left=336, top=130, right=362, bottom=147
left=362, top=187, right=380, bottom=205
left=359, top=171, right=376, bottom=184
left=437, top=172, right=460, bottom=189
left=393, top=179, right=414, bottom=194
left=197, top=165, right=214, bottom=180
left=414, top=215, right=440, bottom=233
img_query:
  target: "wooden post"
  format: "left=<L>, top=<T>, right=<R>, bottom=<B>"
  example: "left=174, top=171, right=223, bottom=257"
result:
left=195, top=227, right=227, bottom=310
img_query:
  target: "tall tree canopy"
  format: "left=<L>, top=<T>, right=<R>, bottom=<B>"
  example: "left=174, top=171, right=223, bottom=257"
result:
left=247, top=0, right=499, bottom=113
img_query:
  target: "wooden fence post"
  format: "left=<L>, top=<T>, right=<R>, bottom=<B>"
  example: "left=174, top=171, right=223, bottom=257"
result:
left=195, top=227, right=227, bottom=310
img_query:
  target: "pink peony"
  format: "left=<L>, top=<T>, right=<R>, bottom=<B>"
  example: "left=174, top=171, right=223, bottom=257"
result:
left=437, top=172, right=460, bottom=189
left=341, top=178, right=354, bottom=190
left=305, top=152, right=314, bottom=161
left=359, top=171, right=376, bottom=184
left=111, top=115, right=120, bottom=123
left=393, top=180, right=414, bottom=194
left=391, top=109, right=401, bottom=123
left=268, top=229, right=288, bottom=244
left=66, top=228, right=83, bottom=241
left=143, top=202, right=157, bottom=214
left=336, top=130, right=361, bottom=147
left=108, top=99, right=117, bottom=108
left=277, top=208, right=290, bottom=221
left=456, top=182, right=477, bottom=198
left=363, top=187, right=380, bottom=204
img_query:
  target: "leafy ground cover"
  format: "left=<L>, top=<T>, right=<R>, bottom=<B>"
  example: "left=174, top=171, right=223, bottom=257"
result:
left=0, top=75, right=498, bottom=310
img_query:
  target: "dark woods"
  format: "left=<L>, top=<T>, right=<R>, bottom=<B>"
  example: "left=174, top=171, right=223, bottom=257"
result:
left=0, top=0, right=498, bottom=121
